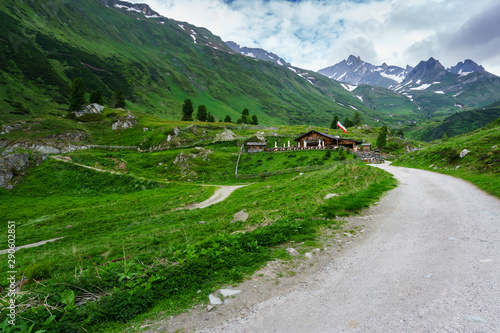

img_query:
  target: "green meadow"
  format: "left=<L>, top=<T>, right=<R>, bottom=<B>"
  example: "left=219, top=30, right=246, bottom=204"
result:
left=0, top=143, right=396, bottom=332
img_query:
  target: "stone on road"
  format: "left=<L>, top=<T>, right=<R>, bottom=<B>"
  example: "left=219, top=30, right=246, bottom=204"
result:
left=204, top=163, right=500, bottom=332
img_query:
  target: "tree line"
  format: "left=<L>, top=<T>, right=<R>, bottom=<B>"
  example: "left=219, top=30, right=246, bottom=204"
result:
left=181, top=99, right=258, bottom=125
left=69, top=78, right=125, bottom=111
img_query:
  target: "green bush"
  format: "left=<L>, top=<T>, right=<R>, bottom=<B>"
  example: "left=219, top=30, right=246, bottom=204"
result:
left=24, top=262, right=52, bottom=281
left=76, top=113, right=105, bottom=122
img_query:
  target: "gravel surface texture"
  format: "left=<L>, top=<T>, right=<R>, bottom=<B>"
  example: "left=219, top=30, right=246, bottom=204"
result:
left=154, top=163, right=500, bottom=332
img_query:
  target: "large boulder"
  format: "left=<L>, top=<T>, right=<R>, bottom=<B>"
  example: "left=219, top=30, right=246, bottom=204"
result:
left=112, top=115, right=137, bottom=130
left=73, top=103, right=104, bottom=117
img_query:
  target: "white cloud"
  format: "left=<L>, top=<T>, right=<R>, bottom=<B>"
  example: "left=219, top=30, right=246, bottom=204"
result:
left=129, top=0, right=500, bottom=76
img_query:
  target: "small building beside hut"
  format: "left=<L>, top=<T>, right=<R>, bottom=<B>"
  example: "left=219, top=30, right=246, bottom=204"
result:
left=361, top=143, right=371, bottom=152
left=246, top=140, right=267, bottom=153
left=293, top=130, right=362, bottom=149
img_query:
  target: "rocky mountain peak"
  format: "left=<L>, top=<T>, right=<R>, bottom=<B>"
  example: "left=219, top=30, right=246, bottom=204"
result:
left=104, top=0, right=161, bottom=17
left=447, top=59, right=487, bottom=75
left=225, top=41, right=291, bottom=67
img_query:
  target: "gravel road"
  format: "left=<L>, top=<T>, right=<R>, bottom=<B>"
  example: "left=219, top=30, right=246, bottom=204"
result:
left=179, top=185, right=247, bottom=210
left=197, top=163, right=500, bottom=332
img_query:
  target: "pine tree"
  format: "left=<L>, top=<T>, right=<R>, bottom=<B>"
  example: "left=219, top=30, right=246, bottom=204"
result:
left=181, top=99, right=194, bottom=121
left=239, top=108, right=250, bottom=124
left=376, top=126, right=388, bottom=149
left=442, top=132, right=448, bottom=141
left=224, top=115, right=232, bottom=123
left=196, top=104, right=208, bottom=121
left=353, top=111, right=361, bottom=126
left=342, top=117, right=353, bottom=128
left=89, top=89, right=104, bottom=105
left=69, top=78, right=86, bottom=111
left=338, top=147, right=346, bottom=160
left=112, top=90, right=126, bottom=108
left=207, top=112, right=215, bottom=122
left=330, top=115, right=339, bottom=129
left=252, top=114, right=259, bottom=125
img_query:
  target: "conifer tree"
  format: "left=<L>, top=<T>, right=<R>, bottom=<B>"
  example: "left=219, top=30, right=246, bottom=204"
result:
left=181, top=99, right=194, bottom=121
left=252, top=114, right=259, bottom=125
left=89, top=89, right=104, bottom=105
left=330, top=115, right=339, bottom=129
left=224, top=115, right=232, bottom=123
left=239, top=108, right=250, bottom=124
left=111, top=90, right=126, bottom=108
left=196, top=104, right=208, bottom=121
left=353, top=111, right=361, bottom=126
left=69, top=78, right=86, bottom=111
left=376, top=126, right=388, bottom=149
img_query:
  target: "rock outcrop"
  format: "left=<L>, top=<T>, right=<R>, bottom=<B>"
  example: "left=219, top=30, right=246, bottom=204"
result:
left=213, top=129, right=237, bottom=142
left=112, top=115, right=137, bottom=130
left=73, top=103, right=104, bottom=117
left=0, top=153, right=47, bottom=189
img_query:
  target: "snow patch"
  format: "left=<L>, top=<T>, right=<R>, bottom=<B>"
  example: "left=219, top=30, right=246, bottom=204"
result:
left=340, top=83, right=357, bottom=92
left=435, top=91, right=445, bottom=94
left=410, top=83, right=432, bottom=91
left=356, top=95, right=363, bottom=102
left=114, top=4, right=143, bottom=14
left=380, top=71, right=405, bottom=83
left=178, top=24, right=185, bottom=30
left=349, top=105, right=358, bottom=110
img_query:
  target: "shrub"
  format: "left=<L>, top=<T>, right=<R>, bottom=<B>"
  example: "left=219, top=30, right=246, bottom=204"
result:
left=77, top=113, right=105, bottom=122
left=24, top=262, right=52, bottom=281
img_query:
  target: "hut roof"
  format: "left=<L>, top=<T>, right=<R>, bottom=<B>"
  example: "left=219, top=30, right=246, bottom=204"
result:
left=294, top=130, right=362, bottom=144
left=293, top=130, right=339, bottom=142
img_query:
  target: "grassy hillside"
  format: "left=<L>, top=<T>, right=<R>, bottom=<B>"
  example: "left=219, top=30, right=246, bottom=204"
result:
left=403, top=102, right=500, bottom=142
left=393, top=117, right=500, bottom=197
left=0, top=117, right=398, bottom=331
left=0, top=0, right=382, bottom=128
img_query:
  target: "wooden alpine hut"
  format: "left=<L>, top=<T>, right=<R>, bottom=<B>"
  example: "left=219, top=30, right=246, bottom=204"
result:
left=293, top=130, right=362, bottom=149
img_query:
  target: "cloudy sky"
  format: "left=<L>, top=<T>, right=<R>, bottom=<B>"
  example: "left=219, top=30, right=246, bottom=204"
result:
left=129, top=0, right=500, bottom=76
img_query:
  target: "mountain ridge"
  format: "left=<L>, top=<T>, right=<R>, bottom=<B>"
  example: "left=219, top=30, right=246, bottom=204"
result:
left=0, top=0, right=379, bottom=127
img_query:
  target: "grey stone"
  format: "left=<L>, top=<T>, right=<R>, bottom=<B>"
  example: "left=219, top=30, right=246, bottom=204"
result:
left=286, top=248, right=299, bottom=256
left=231, top=209, right=249, bottom=223
left=73, top=103, right=104, bottom=117
left=198, top=221, right=206, bottom=224
left=220, top=289, right=242, bottom=297
left=35, top=145, right=61, bottom=154
left=206, top=305, right=214, bottom=312
left=213, top=129, right=236, bottom=142
left=0, top=153, right=30, bottom=188
left=112, top=115, right=137, bottom=130
left=459, top=149, right=470, bottom=158
left=208, top=294, right=222, bottom=305
left=324, top=193, right=338, bottom=200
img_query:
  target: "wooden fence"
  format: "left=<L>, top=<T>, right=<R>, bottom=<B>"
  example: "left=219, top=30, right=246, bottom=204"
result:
left=235, top=158, right=361, bottom=179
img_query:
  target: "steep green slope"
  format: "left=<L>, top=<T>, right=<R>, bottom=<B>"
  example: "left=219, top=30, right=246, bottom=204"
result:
left=393, top=117, right=500, bottom=196
left=402, top=102, right=500, bottom=141
left=0, top=0, right=379, bottom=127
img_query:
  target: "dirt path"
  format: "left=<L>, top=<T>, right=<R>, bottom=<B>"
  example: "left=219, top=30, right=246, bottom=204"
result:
left=178, top=185, right=247, bottom=210
left=159, top=163, right=500, bottom=332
